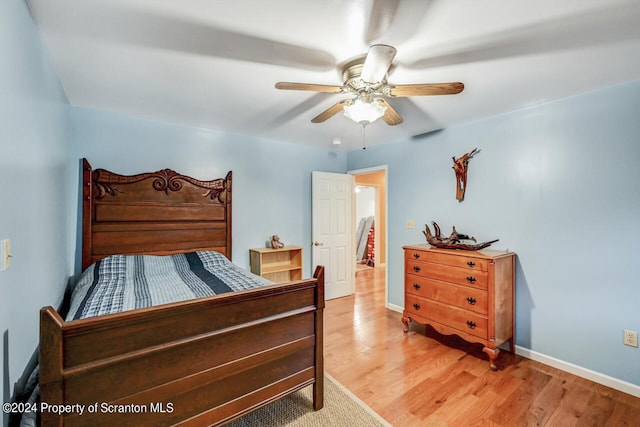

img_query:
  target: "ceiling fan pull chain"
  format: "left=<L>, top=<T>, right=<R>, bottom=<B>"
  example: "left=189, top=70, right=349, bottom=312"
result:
left=361, top=122, right=367, bottom=150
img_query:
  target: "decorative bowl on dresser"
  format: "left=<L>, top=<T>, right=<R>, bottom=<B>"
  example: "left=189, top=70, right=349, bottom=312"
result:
left=402, top=244, right=516, bottom=370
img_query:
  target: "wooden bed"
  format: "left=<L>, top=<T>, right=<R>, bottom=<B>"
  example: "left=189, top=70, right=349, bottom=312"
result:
left=39, top=159, right=325, bottom=426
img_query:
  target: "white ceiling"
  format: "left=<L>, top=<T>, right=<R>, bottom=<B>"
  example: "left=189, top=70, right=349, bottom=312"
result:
left=27, top=0, right=640, bottom=151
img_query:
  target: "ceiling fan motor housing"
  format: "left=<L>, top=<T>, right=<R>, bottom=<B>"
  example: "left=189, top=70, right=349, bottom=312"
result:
left=342, top=60, right=386, bottom=94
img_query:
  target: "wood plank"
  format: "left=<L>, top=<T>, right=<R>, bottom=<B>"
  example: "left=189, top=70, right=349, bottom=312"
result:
left=95, top=203, right=225, bottom=222
left=406, top=259, right=489, bottom=289
left=39, top=307, right=64, bottom=427
left=92, top=229, right=226, bottom=254
left=92, top=221, right=228, bottom=232
left=63, top=313, right=315, bottom=404
left=64, top=285, right=316, bottom=365
left=405, top=274, right=489, bottom=314
left=405, top=295, right=489, bottom=340
left=64, top=358, right=315, bottom=427
left=325, top=266, right=640, bottom=426
left=404, top=247, right=490, bottom=271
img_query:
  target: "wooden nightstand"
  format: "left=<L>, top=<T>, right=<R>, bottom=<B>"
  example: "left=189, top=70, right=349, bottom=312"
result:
left=249, top=246, right=303, bottom=283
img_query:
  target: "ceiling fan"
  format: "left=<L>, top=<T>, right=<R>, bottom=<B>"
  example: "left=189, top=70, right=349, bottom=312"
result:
left=275, top=44, right=464, bottom=126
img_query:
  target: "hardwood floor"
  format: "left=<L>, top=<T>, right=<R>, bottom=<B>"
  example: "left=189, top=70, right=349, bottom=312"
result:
left=324, top=266, right=640, bottom=426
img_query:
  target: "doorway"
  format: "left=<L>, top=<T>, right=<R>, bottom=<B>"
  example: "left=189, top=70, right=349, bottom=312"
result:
left=349, top=166, right=387, bottom=306
left=355, top=185, right=376, bottom=269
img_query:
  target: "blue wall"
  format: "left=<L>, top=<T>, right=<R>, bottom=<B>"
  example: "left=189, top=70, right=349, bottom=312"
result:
left=348, top=80, right=640, bottom=386
left=70, top=107, right=347, bottom=274
left=3, top=0, right=639, bottom=411
left=0, top=0, right=72, bottom=419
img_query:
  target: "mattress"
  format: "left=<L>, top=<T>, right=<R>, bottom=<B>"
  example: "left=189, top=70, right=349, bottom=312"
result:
left=67, top=250, right=272, bottom=321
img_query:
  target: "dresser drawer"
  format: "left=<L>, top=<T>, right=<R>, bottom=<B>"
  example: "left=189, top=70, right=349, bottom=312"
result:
left=405, top=295, right=488, bottom=340
left=405, top=250, right=488, bottom=272
left=406, top=259, right=488, bottom=290
left=405, top=274, right=488, bottom=315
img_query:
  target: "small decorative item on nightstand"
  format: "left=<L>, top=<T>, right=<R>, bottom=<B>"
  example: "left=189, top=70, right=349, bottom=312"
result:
left=270, top=235, right=285, bottom=249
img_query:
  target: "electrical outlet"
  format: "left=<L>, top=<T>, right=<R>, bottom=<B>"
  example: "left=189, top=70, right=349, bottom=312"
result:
left=406, top=220, right=415, bottom=229
left=624, top=330, right=638, bottom=348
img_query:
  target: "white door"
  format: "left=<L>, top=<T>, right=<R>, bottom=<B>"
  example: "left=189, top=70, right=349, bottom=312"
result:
left=312, top=171, right=354, bottom=300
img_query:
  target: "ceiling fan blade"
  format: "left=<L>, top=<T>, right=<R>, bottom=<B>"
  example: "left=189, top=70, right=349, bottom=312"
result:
left=405, top=3, right=640, bottom=71
left=311, top=100, right=351, bottom=123
left=388, top=82, right=464, bottom=97
left=45, top=5, right=336, bottom=71
left=361, top=44, right=397, bottom=84
left=275, top=82, right=344, bottom=93
left=365, top=0, right=400, bottom=43
left=376, top=99, right=403, bottom=126
left=264, top=93, right=335, bottom=129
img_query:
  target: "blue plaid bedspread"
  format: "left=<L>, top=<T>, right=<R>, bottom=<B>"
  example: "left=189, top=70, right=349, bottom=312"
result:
left=67, top=251, right=272, bottom=321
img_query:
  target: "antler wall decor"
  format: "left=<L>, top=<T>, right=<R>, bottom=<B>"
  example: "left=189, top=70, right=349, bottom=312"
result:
left=452, top=148, right=478, bottom=201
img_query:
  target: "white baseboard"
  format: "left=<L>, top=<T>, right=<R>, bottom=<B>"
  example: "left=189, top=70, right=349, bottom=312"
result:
left=385, top=305, right=640, bottom=398
left=386, top=303, right=403, bottom=313
left=515, top=346, right=640, bottom=398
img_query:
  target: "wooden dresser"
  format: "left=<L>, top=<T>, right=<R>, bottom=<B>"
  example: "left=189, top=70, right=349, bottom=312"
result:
left=402, top=244, right=515, bottom=370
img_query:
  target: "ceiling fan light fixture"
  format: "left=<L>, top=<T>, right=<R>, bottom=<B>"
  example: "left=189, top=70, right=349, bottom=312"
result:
left=343, top=97, right=387, bottom=125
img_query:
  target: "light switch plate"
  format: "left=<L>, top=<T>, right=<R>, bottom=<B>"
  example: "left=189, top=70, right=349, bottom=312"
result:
left=1, top=239, right=10, bottom=271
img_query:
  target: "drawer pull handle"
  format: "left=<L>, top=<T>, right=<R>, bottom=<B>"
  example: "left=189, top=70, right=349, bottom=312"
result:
left=466, top=320, right=477, bottom=329
left=413, top=303, right=421, bottom=310
left=413, top=253, right=421, bottom=259
left=466, top=297, right=477, bottom=305
left=413, top=266, right=421, bottom=273
left=467, top=261, right=476, bottom=267
left=413, top=283, right=421, bottom=290
left=466, top=276, right=476, bottom=284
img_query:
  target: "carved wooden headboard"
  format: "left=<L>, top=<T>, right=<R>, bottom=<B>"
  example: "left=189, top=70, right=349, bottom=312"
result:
left=81, top=158, right=232, bottom=270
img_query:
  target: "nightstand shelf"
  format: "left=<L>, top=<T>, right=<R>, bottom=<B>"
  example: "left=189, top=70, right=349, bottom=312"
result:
left=249, top=246, right=303, bottom=283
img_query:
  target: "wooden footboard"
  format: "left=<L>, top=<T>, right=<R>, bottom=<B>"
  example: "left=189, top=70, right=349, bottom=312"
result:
left=40, top=266, right=324, bottom=427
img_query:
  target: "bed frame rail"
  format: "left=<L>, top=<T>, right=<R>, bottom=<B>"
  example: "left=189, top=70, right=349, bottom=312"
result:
left=40, top=267, right=324, bottom=427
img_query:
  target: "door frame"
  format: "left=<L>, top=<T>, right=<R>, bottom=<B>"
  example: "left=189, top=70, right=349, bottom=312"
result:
left=348, top=165, right=389, bottom=308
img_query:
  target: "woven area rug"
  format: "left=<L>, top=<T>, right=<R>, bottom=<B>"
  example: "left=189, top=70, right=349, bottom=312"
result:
left=227, top=374, right=390, bottom=427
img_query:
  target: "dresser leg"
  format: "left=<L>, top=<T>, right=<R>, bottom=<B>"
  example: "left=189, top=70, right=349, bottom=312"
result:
left=401, top=316, right=410, bottom=333
left=483, top=346, right=500, bottom=371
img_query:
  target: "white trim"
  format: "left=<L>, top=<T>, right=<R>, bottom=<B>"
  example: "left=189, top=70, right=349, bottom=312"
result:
left=348, top=165, right=389, bottom=175
left=515, top=346, right=640, bottom=398
left=386, top=302, right=403, bottom=313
